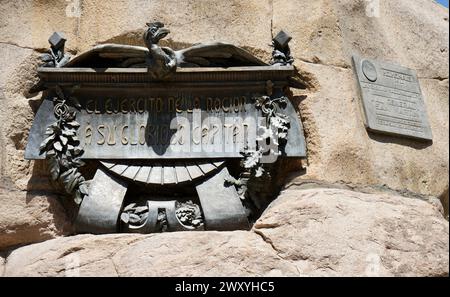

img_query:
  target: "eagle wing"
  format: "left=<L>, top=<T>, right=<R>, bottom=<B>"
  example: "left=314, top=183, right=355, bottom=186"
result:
left=176, top=42, right=267, bottom=67
left=61, top=43, right=267, bottom=68
left=65, top=44, right=149, bottom=68
left=30, top=42, right=268, bottom=93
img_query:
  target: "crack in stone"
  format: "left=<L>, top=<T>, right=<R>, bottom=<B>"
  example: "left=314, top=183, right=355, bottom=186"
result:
left=253, top=228, right=313, bottom=276
left=55, top=255, right=111, bottom=275
left=33, top=236, right=141, bottom=276
left=56, top=245, right=124, bottom=276
left=253, top=222, right=281, bottom=229
left=0, top=41, right=46, bottom=52
left=269, top=0, right=274, bottom=40
left=57, top=246, right=85, bottom=259
left=253, top=228, right=283, bottom=256
left=297, top=58, right=351, bottom=70
left=284, top=179, right=437, bottom=203
left=110, top=258, right=120, bottom=277
left=418, top=76, right=448, bottom=81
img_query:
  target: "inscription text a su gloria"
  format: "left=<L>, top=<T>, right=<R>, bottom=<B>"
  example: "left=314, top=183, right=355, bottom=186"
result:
left=82, top=96, right=257, bottom=147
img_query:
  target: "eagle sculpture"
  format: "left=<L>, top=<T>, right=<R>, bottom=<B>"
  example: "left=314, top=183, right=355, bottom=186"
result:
left=63, top=22, right=267, bottom=70
left=30, top=22, right=301, bottom=93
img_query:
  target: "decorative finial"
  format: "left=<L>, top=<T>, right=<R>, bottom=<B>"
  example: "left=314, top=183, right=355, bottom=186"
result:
left=270, top=30, right=294, bottom=66
left=41, top=32, right=71, bottom=68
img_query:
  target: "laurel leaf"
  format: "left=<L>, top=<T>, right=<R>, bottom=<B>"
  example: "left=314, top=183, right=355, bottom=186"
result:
left=53, top=141, right=63, bottom=152
left=120, top=213, right=130, bottom=224
left=67, top=121, right=80, bottom=128
left=72, top=158, right=85, bottom=167
left=45, top=127, right=55, bottom=135
left=73, top=147, right=83, bottom=156
left=124, top=203, right=137, bottom=212
left=46, top=149, right=56, bottom=157
left=243, top=150, right=260, bottom=169
left=255, top=166, right=265, bottom=177
left=134, top=206, right=149, bottom=214
left=69, top=96, right=82, bottom=110
left=62, top=129, right=76, bottom=137
left=48, top=157, right=60, bottom=181
left=79, top=182, right=89, bottom=195
left=59, top=135, right=68, bottom=146
left=74, top=190, right=82, bottom=205
left=39, top=134, right=55, bottom=152
left=129, top=213, right=141, bottom=224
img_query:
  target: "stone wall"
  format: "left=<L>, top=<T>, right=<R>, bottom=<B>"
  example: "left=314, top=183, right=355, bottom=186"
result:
left=2, top=187, right=448, bottom=277
left=0, top=0, right=448, bottom=276
left=1, top=0, right=448, bottom=195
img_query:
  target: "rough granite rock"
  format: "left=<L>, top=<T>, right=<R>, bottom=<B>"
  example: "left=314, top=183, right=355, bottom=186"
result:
left=0, top=187, right=72, bottom=251
left=254, top=187, right=449, bottom=276
left=3, top=187, right=448, bottom=277
left=0, top=0, right=448, bottom=270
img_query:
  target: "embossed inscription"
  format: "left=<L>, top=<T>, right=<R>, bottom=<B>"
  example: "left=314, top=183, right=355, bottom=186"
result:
left=352, top=56, right=432, bottom=140
left=75, top=95, right=261, bottom=159
left=84, top=96, right=247, bottom=114
left=360, top=82, right=424, bottom=133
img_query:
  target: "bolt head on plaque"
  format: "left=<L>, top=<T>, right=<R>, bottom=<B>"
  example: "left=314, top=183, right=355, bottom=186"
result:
left=362, top=60, right=378, bottom=82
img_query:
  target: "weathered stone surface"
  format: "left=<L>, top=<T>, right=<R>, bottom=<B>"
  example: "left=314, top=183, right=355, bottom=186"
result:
left=0, top=0, right=273, bottom=55
left=293, top=61, right=449, bottom=197
left=273, top=0, right=449, bottom=79
left=3, top=232, right=297, bottom=277
left=0, top=43, right=45, bottom=192
left=254, top=187, right=449, bottom=276
left=276, top=0, right=449, bottom=197
left=341, top=0, right=449, bottom=80
left=0, top=187, right=72, bottom=251
left=3, top=187, right=448, bottom=277
left=0, top=0, right=448, bottom=271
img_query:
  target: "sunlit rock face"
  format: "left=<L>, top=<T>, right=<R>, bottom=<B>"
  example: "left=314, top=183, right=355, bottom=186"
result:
left=0, top=0, right=448, bottom=276
left=2, top=187, right=448, bottom=277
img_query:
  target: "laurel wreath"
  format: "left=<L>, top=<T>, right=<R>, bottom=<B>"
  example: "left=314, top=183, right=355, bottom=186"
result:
left=39, top=85, right=89, bottom=204
left=240, top=95, right=290, bottom=177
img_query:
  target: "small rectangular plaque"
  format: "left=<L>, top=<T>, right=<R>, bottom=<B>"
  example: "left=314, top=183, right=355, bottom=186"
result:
left=352, top=55, right=432, bottom=141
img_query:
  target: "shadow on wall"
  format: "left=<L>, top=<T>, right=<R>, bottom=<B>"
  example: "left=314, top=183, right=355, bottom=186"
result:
left=0, top=132, right=4, bottom=181
left=284, top=65, right=319, bottom=176
left=0, top=89, right=5, bottom=180
left=440, top=187, right=449, bottom=220
left=367, top=132, right=433, bottom=150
